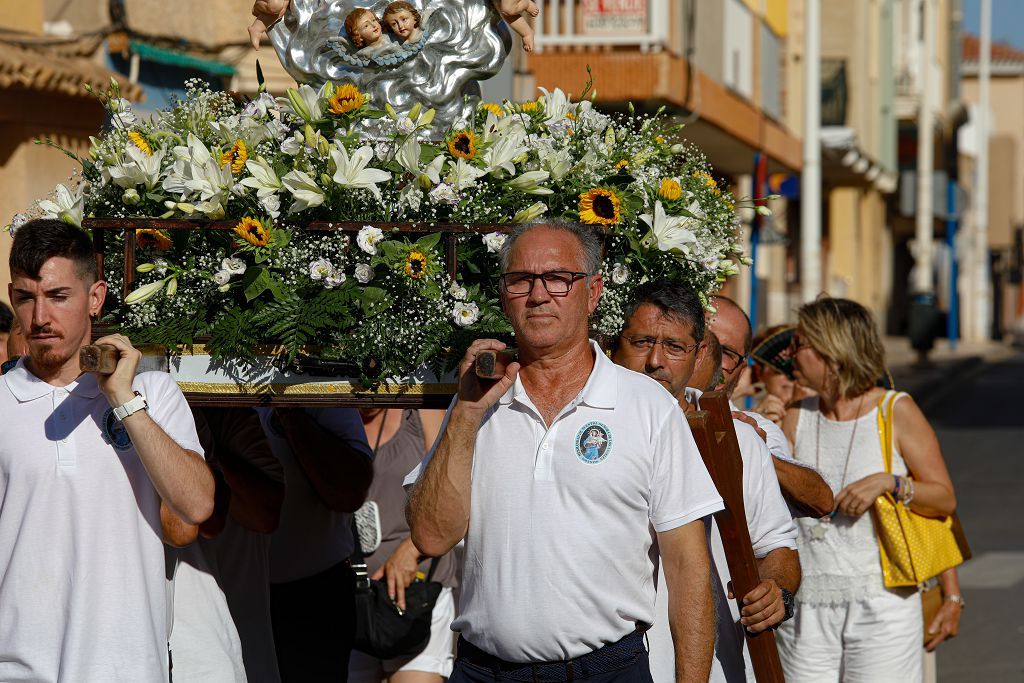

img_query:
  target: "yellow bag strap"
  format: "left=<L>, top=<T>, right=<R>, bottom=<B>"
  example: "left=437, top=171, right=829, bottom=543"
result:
left=877, top=390, right=902, bottom=474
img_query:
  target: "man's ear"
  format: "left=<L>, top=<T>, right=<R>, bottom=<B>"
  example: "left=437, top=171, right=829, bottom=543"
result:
left=88, top=280, right=108, bottom=319
left=586, top=272, right=603, bottom=313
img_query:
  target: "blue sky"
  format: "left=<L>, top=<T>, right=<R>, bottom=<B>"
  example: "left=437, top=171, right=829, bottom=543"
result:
left=962, top=0, right=1024, bottom=50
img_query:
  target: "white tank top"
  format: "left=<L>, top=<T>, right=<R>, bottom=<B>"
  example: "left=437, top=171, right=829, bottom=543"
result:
left=792, top=390, right=908, bottom=605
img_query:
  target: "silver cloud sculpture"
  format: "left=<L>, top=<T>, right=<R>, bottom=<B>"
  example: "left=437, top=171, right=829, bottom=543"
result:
left=268, top=0, right=511, bottom=137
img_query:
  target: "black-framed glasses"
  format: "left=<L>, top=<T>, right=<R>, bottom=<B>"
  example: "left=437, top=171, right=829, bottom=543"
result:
left=500, top=271, right=589, bottom=296
left=720, top=345, right=747, bottom=372
left=622, top=336, right=699, bottom=360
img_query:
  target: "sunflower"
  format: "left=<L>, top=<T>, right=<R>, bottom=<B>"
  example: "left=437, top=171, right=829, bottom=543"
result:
left=220, top=139, right=248, bottom=175
left=128, top=131, right=153, bottom=156
left=136, top=228, right=171, bottom=250
left=404, top=251, right=429, bottom=279
left=447, top=130, right=477, bottom=161
left=694, top=169, right=721, bottom=196
left=578, top=188, right=622, bottom=226
left=658, top=178, right=682, bottom=202
left=234, top=217, right=270, bottom=247
left=481, top=102, right=505, bottom=117
left=328, top=84, right=364, bottom=115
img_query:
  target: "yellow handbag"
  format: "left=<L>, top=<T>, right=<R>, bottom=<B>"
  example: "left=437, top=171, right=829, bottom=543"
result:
left=872, top=391, right=970, bottom=588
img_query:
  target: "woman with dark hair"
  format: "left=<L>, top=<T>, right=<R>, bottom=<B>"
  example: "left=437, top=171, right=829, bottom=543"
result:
left=776, top=297, right=957, bottom=683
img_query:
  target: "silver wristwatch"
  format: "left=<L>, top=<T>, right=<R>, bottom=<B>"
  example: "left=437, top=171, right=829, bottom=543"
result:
left=113, top=391, right=148, bottom=422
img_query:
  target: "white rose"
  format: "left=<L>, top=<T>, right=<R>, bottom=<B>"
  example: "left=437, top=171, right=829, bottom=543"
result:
left=309, top=258, right=335, bottom=281
left=482, top=232, right=507, bottom=253
left=356, top=225, right=384, bottom=255
left=449, top=281, right=467, bottom=300
left=354, top=263, right=374, bottom=284
left=122, top=188, right=140, bottom=206
left=324, top=271, right=346, bottom=288
left=452, top=301, right=480, bottom=327
left=611, top=263, right=630, bottom=285
left=260, top=194, right=281, bottom=219
left=212, top=270, right=231, bottom=286
left=281, top=131, right=304, bottom=156
left=397, top=116, right=416, bottom=133
left=221, top=257, right=247, bottom=276
left=428, top=182, right=459, bottom=205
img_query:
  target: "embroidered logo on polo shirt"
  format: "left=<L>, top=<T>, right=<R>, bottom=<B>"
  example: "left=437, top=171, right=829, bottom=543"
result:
left=102, top=407, right=133, bottom=451
left=575, top=421, right=612, bottom=464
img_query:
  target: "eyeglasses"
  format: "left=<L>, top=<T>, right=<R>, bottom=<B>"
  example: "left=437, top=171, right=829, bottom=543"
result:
left=720, top=346, right=747, bottom=372
left=622, top=336, right=699, bottom=360
left=500, top=271, right=589, bottom=296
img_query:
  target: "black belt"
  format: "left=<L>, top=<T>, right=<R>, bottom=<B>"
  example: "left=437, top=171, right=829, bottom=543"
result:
left=456, top=629, right=647, bottom=682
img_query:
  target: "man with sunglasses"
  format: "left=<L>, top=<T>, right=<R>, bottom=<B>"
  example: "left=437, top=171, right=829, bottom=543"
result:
left=407, top=221, right=724, bottom=682
left=708, top=296, right=833, bottom=519
left=611, top=281, right=799, bottom=683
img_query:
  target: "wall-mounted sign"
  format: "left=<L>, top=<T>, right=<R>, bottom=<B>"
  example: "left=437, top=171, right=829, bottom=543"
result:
left=580, top=0, right=648, bottom=35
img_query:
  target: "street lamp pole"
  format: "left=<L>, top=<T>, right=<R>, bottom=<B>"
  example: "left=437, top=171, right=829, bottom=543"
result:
left=801, top=0, right=822, bottom=302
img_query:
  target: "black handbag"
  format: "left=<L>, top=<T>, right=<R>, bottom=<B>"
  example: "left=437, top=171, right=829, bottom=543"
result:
left=350, top=522, right=443, bottom=660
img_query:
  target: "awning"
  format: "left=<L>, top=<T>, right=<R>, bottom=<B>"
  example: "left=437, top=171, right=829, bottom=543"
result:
left=130, top=41, right=235, bottom=77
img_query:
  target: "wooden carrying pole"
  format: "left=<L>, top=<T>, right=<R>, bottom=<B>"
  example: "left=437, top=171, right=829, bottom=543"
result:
left=687, top=391, right=785, bottom=682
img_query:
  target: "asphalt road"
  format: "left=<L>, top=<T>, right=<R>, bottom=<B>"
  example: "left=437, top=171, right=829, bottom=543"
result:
left=926, top=350, right=1024, bottom=681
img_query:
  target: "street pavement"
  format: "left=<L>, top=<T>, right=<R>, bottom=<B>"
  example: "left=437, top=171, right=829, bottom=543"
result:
left=898, top=347, right=1024, bottom=681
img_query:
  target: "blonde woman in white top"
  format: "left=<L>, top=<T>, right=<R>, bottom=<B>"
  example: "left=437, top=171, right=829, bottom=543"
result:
left=776, top=297, right=957, bottom=683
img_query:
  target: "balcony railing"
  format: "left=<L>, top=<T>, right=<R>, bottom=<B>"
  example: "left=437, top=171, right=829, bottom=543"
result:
left=533, top=0, right=670, bottom=53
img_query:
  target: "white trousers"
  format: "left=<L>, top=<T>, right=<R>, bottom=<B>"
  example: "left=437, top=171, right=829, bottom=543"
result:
left=776, top=589, right=922, bottom=683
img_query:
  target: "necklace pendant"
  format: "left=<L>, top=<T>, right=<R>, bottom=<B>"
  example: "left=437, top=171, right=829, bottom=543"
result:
left=810, top=517, right=831, bottom=541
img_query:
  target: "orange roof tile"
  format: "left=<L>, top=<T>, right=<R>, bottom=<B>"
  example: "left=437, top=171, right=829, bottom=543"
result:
left=0, top=40, right=143, bottom=100
left=962, top=33, right=1024, bottom=65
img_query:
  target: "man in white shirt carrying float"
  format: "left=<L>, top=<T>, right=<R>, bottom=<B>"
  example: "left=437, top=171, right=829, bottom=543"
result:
left=707, top=295, right=833, bottom=519
left=0, top=219, right=214, bottom=682
left=611, top=280, right=800, bottom=683
left=407, top=220, right=724, bottom=683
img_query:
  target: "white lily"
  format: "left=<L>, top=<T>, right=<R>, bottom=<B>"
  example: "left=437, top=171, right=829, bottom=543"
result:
left=281, top=169, right=326, bottom=212
left=507, top=170, right=553, bottom=195
left=512, top=201, right=548, bottom=224
left=38, top=183, right=85, bottom=227
left=109, top=143, right=165, bottom=191
left=161, top=134, right=233, bottom=212
left=124, top=277, right=168, bottom=305
left=330, top=143, right=391, bottom=201
left=445, top=158, right=484, bottom=191
left=240, top=156, right=283, bottom=197
left=396, top=137, right=445, bottom=185
left=481, top=128, right=528, bottom=177
left=538, top=87, right=575, bottom=125
left=640, top=201, right=699, bottom=253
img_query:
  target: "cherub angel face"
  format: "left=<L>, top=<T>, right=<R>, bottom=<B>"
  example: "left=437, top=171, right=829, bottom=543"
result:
left=385, top=8, right=419, bottom=40
left=347, top=9, right=383, bottom=48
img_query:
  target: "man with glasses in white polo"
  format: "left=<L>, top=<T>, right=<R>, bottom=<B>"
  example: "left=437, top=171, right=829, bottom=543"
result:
left=611, top=280, right=799, bottom=683
left=406, top=220, right=724, bottom=682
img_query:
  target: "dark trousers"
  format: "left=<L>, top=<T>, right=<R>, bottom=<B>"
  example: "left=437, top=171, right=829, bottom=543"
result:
left=270, top=560, right=356, bottom=683
left=449, top=632, right=654, bottom=683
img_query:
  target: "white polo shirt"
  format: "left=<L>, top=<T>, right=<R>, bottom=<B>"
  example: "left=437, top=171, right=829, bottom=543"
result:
left=0, top=359, right=203, bottom=683
left=649, top=388, right=797, bottom=682
left=406, top=342, right=723, bottom=662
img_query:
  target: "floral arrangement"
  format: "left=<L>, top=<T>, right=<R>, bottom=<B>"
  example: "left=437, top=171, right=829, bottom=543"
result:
left=22, top=77, right=752, bottom=384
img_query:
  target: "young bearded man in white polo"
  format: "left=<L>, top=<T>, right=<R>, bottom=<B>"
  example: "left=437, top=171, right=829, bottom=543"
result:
left=0, top=219, right=214, bottom=682
left=611, top=281, right=799, bottom=683
left=407, top=221, right=723, bottom=683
